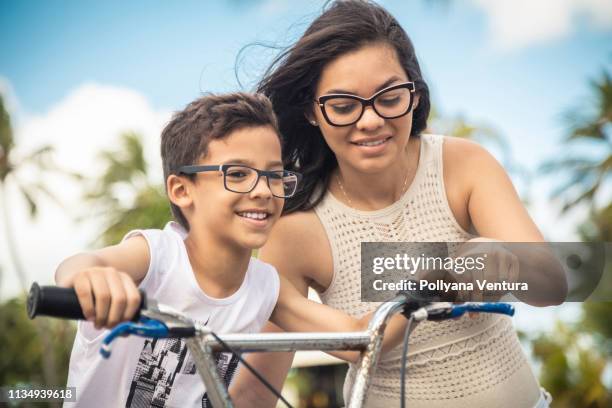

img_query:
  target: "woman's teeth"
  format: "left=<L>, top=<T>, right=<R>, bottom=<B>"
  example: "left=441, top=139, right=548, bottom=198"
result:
left=238, top=212, right=268, bottom=220
left=356, top=137, right=390, bottom=146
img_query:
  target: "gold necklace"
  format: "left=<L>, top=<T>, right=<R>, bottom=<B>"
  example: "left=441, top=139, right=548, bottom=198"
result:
left=336, top=170, right=411, bottom=208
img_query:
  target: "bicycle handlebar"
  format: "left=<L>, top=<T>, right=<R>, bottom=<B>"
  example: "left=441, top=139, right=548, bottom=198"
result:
left=27, top=282, right=146, bottom=321
left=27, top=283, right=518, bottom=408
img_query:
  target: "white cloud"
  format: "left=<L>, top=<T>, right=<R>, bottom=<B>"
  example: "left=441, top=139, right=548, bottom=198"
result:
left=0, top=84, right=171, bottom=300
left=471, top=0, right=612, bottom=51
left=17, top=83, right=170, bottom=181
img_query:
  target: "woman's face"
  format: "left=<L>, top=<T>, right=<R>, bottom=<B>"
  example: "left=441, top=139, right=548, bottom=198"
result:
left=312, top=42, right=418, bottom=174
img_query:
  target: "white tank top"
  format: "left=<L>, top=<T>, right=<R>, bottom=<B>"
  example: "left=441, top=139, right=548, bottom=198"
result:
left=313, top=134, right=541, bottom=408
left=65, top=222, right=280, bottom=407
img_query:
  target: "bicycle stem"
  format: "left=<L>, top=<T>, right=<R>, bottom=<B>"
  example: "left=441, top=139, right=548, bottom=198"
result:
left=348, top=294, right=410, bottom=408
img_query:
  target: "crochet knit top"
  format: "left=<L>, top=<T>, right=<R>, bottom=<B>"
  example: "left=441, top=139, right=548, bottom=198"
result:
left=313, top=134, right=541, bottom=408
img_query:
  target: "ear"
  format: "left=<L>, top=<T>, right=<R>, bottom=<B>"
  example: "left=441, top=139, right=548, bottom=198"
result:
left=413, top=93, right=420, bottom=110
left=304, top=107, right=319, bottom=127
left=167, top=174, right=193, bottom=210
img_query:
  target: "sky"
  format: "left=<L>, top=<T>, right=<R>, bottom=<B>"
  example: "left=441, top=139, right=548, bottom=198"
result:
left=0, top=0, right=611, bottom=332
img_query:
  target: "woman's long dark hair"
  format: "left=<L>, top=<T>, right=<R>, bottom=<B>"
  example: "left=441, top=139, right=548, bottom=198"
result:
left=256, top=0, right=431, bottom=214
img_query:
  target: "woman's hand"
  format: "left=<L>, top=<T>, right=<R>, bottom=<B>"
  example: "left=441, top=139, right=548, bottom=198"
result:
left=451, top=237, right=520, bottom=302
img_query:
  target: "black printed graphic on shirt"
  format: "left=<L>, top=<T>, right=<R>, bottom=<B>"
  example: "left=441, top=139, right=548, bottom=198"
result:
left=201, top=351, right=240, bottom=408
left=125, top=318, right=239, bottom=407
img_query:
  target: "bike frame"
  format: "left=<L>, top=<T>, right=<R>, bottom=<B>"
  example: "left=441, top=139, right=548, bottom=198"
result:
left=187, top=294, right=407, bottom=408
left=27, top=283, right=515, bottom=408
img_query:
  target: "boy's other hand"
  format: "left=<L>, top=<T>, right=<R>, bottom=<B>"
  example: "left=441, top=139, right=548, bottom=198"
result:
left=71, top=267, right=142, bottom=329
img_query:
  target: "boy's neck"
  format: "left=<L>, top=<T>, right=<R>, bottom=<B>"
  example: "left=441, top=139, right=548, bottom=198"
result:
left=183, top=231, right=251, bottom=299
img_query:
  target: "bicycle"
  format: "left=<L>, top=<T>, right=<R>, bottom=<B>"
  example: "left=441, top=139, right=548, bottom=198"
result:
left=27, top=282, right=515, bottom=408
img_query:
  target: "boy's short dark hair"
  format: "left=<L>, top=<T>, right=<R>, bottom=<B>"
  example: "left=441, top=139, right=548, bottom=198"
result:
left=161, top=92, right=281, bottom=230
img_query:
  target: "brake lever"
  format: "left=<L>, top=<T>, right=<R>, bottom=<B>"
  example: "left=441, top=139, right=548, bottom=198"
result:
left=140, top=299, right=199, bottom=338
left=100, top=299, right=205, bottom=358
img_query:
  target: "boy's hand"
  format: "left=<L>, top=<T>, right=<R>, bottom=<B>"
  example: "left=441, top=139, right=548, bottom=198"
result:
left=71, top=267, right=142, bottom=329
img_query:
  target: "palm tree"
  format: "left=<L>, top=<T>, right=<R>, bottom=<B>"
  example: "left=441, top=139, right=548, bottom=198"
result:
left=541, top=70, right=611, bottom=217
left=0, top=93, right=66, bottom=394
left=528, top=69, right=612, bottom=408
left=81, top=131, right=171, bottom=246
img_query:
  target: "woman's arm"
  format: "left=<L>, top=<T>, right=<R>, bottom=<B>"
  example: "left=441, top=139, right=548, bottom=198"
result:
left=229, top=211, right=329, bottom=408
left=444, top=137, right=567, bottom=305
left=270, top=273, right=407, bottom=363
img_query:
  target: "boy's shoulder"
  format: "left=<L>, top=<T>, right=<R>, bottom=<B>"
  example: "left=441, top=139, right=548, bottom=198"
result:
left=248, top=256, right=280, bottom=280
left=121, top=221, right=188, bottom=290
left=123, top=221, right=185, bottom=249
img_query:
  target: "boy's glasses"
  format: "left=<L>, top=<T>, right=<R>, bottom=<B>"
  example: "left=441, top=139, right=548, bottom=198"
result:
left=178, top=164, right=302, bottom=198
left=316, top=81, right=416, bottom=127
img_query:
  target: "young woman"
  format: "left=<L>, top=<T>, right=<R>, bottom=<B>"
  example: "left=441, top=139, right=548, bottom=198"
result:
left=230, top=1, right=563, bottom=407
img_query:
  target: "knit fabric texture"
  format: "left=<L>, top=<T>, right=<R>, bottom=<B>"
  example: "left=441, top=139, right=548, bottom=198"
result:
left=313, top=134, right=540, bottom=407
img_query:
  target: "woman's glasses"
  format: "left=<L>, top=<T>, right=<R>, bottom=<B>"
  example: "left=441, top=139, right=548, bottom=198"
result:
left=316, top=82, right=416, bottom=127
left=178, top=164, right=302, bottom=198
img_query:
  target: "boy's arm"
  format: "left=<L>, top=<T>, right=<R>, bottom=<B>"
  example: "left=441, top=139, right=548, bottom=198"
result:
left=270, top=274, right=408, bottom=363
left=54, top=236, right=150, bottom=328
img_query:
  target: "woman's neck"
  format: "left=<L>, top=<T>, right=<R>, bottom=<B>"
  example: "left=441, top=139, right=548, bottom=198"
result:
left=183, top=230, right=251, bottom=299
left=332, top=137, right=421, bottom=210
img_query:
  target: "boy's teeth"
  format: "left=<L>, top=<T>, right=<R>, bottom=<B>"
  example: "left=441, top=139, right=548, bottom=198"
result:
left=239, top=212, right=268, bottom=220
left=357, top=138, right=387, bottom=146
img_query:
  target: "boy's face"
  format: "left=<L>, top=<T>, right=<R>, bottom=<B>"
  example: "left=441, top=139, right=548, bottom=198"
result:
left=186, top=125, right=284, bottom=250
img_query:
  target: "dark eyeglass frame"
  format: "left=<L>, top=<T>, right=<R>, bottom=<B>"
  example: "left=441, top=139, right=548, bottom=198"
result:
left=316, top=81, right=416, bottom=127
left=177, top=164, right=302, bottom=198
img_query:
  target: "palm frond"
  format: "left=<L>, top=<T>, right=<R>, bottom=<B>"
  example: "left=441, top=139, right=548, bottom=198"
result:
left=540, top=156, right=603, bottom=174
left=20, top=145, right=54, bottom=162
left=551, top=69, right=612, bottom=212
left=0, top=95, right=15, bottom=156
left=30, top=182, right=65, bottom=209
left=17, top=184, right=38, bottom=218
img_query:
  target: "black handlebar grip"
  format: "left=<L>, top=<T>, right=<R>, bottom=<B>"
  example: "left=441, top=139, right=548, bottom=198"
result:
left=27, top=282, right=146, bottom=321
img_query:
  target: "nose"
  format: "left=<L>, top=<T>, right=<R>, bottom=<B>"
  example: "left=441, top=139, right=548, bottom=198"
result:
left=249, top=174, right=273, bottom=199
left=356, top=106, right=384, bottom=131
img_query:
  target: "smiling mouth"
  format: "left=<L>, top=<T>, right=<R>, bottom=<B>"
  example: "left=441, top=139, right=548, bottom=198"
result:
left=352, top=136, right=392, bottom=147
left=237, top=211, right=270, bottom=220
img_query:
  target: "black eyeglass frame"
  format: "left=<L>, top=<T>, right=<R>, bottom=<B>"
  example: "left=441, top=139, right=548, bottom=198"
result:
left=316, top=81, right=417, bottom=127
left=177, top=164, right=302, bottom=198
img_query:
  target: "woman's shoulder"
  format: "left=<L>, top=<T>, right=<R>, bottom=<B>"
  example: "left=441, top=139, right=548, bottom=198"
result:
left=440, top=135, right=502, bottom=178
left=260, top=210, right=332, bottom=289
left=278, top=208, right=321, bottom=228
left=266, top=210, right=328, bottom=260
left=435, top=135, right=508, bottom=231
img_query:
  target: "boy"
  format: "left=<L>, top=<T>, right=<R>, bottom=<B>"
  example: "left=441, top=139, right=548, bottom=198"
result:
left=56, top=93, right=405, bottom=407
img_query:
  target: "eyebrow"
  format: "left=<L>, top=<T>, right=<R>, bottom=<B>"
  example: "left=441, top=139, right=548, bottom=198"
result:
left=322, top=76, right=406, bottom=96
left=222, top=159, right=284, bottom=168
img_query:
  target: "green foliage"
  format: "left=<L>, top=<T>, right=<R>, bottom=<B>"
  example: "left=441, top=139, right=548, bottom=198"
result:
left=582, top=302, right=612, bottom=345
left=0, top=92, right=78, bottom=401
left=530, top=67, right=612, bottom=407
left=0, top=296, right=76, bottom=387
left=82, top=131, right=172, bottom=246
left=579, top=203, right=612, bottom=242
left=0, top=94, right=62, bottom=218
left=541, top=69, right=612, bottom=212
left=531, top=319, right=611, bottom=408
left=99, top=185, right=172, bottom=245
left=0, top=95, right=14, bottom=181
